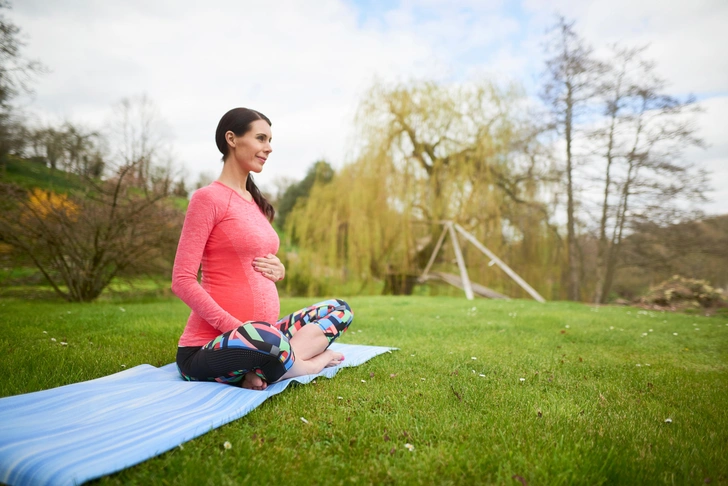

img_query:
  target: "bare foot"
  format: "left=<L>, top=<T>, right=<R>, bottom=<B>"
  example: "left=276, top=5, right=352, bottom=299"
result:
left=241, top=371, right=268, bottom=391
left=323, top=350, right=345, bottom=368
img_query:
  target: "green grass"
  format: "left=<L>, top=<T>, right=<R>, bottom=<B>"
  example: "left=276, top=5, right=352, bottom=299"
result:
left=1, top=155, right=87, bottom=193
left=0, top=274, right=177, bottom=303
left=1, top=296, right=727, bottom=485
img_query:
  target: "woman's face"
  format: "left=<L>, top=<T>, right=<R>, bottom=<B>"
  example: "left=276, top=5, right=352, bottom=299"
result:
left=226, top=119, right=272, bottom=174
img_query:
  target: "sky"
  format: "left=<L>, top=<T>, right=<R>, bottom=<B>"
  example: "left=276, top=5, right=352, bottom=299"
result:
left=10, top=0, right=728, bottom=214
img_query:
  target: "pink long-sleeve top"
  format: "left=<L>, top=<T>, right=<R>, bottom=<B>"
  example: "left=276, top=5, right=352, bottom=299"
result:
left=172, top=181, right=280, bottom=347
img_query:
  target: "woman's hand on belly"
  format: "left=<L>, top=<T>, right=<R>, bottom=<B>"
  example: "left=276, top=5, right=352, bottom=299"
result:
left=253, top=253, right=285, bottom=282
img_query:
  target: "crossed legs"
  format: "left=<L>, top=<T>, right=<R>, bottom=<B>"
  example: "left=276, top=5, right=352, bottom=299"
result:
left=177, top=299, right=353, bottom=390
left=244, top=299, right=353, bottom=389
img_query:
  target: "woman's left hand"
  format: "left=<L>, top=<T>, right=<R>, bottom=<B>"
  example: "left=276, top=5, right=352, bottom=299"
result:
left=253, top=254, right=286, bottom=282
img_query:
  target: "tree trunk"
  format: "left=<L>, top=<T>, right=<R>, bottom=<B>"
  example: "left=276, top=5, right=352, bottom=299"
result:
left=595, top=111, right=618, bottom=303
left=602, top=177, right=628, bottom=300
left=594, top=54, right=629, bottom=304
left=601, top=102, right=644, bottom=301
left=565, top=86, right=580, bottom=301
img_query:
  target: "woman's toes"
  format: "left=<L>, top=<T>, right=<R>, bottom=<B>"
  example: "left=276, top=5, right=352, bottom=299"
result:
left=325, top=352, right=345, bottom=367
left=242, top=371, right=266, bottom=390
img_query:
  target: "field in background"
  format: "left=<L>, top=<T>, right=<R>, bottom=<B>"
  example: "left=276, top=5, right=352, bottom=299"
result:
left=1, top=296, right=726, bottom=485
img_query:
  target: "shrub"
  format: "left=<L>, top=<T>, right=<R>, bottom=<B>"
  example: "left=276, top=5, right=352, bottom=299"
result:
left=639, top=275, right=727, bottom=309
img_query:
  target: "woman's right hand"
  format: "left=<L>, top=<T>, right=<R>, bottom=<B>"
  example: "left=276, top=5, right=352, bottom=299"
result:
left=252, top=253, right=285, bottom=282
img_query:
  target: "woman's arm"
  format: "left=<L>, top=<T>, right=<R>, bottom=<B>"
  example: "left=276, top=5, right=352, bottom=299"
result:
left=171, top=189, right=242, bottom=332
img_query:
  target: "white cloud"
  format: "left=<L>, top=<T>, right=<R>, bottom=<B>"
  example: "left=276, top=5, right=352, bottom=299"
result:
left=14, top=1, right=440, bottom=186
left=8, top=0, right=727, bottom=216
left=522, top=0, right=728, bottom=94
left=690, top=96, right=728, bottom=215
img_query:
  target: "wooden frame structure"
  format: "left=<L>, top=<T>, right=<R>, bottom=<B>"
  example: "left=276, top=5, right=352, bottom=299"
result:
left=419, top=221, right=546, bottom=302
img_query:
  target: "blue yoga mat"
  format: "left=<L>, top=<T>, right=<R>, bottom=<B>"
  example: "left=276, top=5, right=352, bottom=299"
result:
left=0, top=343, right=395, bottom=486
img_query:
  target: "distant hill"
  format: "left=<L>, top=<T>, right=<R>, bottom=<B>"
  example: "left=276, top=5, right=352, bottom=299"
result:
left=1, top=155, right=88, bottom=193
left=0, top=155, right=189, bottom=210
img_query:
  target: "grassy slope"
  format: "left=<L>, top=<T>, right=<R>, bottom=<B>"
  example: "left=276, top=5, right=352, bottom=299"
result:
left=0, top=296, right=726, bottom=485
left=1, top=156, right=190, bottom=208
left=1, top=155, right=87, bottom=193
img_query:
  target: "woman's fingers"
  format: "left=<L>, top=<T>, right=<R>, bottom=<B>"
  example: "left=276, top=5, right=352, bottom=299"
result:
left=252, top=255, right=284, bottom=281
left=253, top=264, right=279, bottom=281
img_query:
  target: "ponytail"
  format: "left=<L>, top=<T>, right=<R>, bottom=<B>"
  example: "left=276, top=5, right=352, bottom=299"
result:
left=246, top=174, right=275, bottom=222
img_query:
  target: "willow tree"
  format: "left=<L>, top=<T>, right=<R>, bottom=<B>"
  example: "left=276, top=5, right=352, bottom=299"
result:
left=286, top=80, right=563, bottom=297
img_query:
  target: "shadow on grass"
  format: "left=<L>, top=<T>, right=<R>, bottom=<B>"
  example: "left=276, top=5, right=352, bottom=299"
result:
left=0, top=283, right=177, bottom=304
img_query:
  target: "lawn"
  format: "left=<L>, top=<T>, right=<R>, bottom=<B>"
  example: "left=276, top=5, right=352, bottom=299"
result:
left=0, top=296, right=726, bottom=485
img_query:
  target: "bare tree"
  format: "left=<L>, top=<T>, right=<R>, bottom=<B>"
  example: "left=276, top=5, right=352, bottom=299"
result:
left=541, top=17, right=606, bottom=300
left=0, top=96, right=183, bottom=302
left=590, top=45, right=645, bottom=303
left=62, top=122, right=103, bottom=177
left=0, top=1, right=44, bottom=174
left=108, top=94, right=171, bottom=187
left=0, top=167, right=181, bottom=301
left=593, top=52, right=706, bottom=302
left=24, top=122, right=105, bottom=176
left=28, top=126, right=65, bottom=170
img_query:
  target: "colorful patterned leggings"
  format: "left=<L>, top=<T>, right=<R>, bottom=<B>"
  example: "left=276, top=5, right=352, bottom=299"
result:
left=176, top=299, right=353, bottom=385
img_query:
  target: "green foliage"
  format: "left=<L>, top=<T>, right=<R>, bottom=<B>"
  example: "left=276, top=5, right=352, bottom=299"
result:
left=285, top=80, right=564, bottom=299
left=1, top=296, right=726, bottom=484
left=276, top=160, right=334, bottom=230
left=0, top=154, right=87, bottom=192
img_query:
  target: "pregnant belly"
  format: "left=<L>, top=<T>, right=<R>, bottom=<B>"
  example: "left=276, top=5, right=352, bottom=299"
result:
left=212, top=277, right=280, bottom=325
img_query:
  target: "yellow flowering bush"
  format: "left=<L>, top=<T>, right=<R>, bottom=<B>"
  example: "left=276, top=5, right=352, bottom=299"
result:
left=24, top=188, right=79, bottom=220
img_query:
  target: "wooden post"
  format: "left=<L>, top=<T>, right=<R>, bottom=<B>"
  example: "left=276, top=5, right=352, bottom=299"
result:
left=420, top=224, right=448, bottom=281
left=454, top=223, right=546, bottom=303
left=448, top=222, right=474, bottom=300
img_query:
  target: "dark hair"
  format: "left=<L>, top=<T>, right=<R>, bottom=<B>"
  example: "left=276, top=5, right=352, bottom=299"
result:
left=215, top=107, right=275, bottom=222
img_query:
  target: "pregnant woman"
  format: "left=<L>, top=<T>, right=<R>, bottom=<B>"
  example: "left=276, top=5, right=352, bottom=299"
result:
left=172, top=107, right=353, bottom=390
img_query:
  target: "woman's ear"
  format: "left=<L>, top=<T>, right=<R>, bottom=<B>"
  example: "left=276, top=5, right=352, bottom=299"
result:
left=225, top=131, right=236, bottom=148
